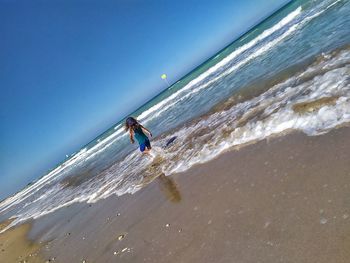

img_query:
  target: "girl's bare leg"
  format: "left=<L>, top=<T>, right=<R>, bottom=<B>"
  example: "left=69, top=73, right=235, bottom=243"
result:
left=142, top=148, right=152, bottom=156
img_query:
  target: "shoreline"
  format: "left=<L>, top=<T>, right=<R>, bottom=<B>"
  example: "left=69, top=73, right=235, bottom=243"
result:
left=2, top=43, right=348, bottom=223
left=2, top=125, right=349, bottom=262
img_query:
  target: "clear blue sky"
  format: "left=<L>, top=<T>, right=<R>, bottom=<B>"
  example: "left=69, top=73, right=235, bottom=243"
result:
left=0, top=0, right=289, bottom=200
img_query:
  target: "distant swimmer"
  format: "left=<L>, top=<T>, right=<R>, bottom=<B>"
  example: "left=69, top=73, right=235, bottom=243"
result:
left=125, top=117, right=152, bottom=155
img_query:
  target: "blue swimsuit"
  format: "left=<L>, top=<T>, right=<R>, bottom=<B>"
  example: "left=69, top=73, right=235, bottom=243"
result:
left=134, top=126, right=151, bottom=152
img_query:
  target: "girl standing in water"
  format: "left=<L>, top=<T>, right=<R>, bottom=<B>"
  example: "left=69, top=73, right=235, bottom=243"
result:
left=125, top=117, right=152, bottom=154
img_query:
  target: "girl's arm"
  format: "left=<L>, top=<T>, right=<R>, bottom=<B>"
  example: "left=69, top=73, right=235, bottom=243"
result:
left=140, top=125, right=152, bottom=137
left=129, top=129, right=135, bottom=143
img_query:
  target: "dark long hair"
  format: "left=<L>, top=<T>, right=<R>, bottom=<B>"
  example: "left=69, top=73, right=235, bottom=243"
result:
left=125, top=116, right=140, bottom=131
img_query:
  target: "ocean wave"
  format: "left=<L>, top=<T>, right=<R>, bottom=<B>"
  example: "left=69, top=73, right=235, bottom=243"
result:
left=160, top=47, right=350, bottom=174
left=0, top=125, right=128, bottom=215
left=136, top=4, right=334, bottom=125
left=304, top=0, right=343, bottom=22
left=135, top=6, right=303, bottom=125
left=136, top=0, right=340, bottom=126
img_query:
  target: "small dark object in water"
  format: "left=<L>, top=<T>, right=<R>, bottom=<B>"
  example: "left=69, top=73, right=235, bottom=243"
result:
left=165, top=136, right=177, bottom=148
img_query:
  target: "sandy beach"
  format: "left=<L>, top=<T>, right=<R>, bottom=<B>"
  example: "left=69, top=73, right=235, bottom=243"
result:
left=1, top=125, right=349, bottom=262
left=0, top=219, right=44, bottom=263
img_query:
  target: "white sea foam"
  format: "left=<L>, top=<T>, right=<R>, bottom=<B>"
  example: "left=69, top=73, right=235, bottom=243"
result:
left=160, top=49, right=350, bottom=174
left=136, top=0, right=336, bottom=126
left=0, top=123, right=128, bottom=215
left=304, top=0, right=343, bottom=22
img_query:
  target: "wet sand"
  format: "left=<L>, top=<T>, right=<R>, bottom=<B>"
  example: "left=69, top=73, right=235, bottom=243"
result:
left=0, top=219, right=44, bottom=263
left=3, top=126, right=350, bottom=263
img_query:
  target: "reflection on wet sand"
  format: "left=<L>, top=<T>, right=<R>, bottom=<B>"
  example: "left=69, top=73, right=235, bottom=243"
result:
left=141, top=155, right=182, bottom=203
left=157, top=174, right=181, bottom=203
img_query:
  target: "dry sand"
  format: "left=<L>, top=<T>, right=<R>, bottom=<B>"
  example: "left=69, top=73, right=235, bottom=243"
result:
left=0, top=219, right=44, bottom=263
left=2, top=126, right=350, bottom=263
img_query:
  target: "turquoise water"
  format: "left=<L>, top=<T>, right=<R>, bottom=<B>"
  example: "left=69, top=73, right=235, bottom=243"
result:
left=1, top=0, right=350, bottom=227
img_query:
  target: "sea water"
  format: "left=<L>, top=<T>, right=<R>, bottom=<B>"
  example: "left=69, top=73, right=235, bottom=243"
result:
left=1, top=0, right=350, bottom=230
